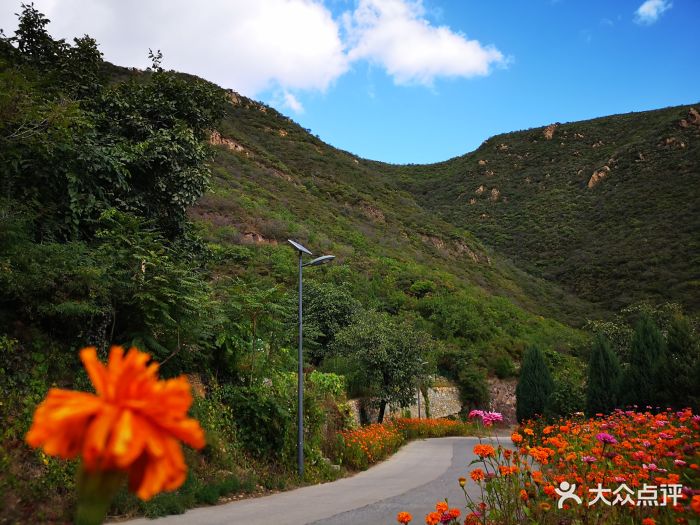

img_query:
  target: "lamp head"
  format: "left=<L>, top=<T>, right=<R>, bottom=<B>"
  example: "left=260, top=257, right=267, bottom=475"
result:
left=303, top=255, right=335, bottom=267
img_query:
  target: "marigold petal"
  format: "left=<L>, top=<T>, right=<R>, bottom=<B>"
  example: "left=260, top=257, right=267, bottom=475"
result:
left=26, top=389, right=102, bottom=458
left=80, top=347, right=108, bottom=397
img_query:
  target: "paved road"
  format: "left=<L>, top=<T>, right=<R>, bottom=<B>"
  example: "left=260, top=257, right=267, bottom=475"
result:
left=126, top=436, right=509, bottom=525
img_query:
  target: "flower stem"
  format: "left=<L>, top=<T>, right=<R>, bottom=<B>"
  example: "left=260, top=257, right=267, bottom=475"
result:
left=75, top=465, right=125, bottom=525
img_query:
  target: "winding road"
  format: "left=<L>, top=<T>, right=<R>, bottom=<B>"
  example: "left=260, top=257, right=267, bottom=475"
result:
left=126, top=436, right=509, bottom=525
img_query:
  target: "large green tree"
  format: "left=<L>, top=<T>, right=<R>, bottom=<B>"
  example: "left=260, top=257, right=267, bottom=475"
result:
left=332, top=310, right=434, bottom=422
left=516, top=346, right=554, bottom=422
left=585, top=334, right=621, bottom=416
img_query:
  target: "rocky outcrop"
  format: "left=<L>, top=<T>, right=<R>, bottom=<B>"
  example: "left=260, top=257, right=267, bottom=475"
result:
left=361, top=204, right=385, bottom=223
left=587, top=166, right=610, bottom=188
left=475, top=185, right=485, bottom=195
left=490, top=188, right=500, bottom=201
left=543, top=124, right=558, bottom=140
left=478, top=159, right=488, bottom=166
left=209, top=130, right=250, bottom=156
left=488, top=377, right=517, bottom=425
left=679, top=107, right=700, bottom=128
left=660, top=136, right=687, bottom=149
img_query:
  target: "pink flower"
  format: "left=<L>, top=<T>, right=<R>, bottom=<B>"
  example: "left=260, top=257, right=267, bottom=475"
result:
left=595, top=432, right=617, bottom=445
left=581, top=455, right=597, bottom=463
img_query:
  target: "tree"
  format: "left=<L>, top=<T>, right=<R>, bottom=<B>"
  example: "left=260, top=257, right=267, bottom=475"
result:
left=332, top=310, right=434, bottom=422
left=621, top=315, right=665, bottom=407
left=666, top=315, right=699, bottom=409
left=586, top=334, right=621, bottom=416
left=516, top=346, right=553, bottom=422
left=301, top=281, right=361, bottom=365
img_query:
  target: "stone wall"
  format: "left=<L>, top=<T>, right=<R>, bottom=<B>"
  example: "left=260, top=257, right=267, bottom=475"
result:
left=347, top=386, right=461, bottom=425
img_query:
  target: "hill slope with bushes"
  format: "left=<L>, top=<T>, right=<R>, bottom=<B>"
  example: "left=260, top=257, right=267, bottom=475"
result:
left=380, top=106, right=700, bottom=314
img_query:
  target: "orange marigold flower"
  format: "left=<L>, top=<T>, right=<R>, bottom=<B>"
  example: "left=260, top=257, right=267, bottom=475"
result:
left=511, top=432, right=523, bottom=444
left=642, top=518, right=656, bottom=525
left=26, top=346, right=205, bottom=500
left=470, top=468, right=485, bottom=482
left=425, top=511, right=441, bottom=525
left=397, top=511, right=413, bottom=523
left=448, top=508, right=460, bottom=519
left=520, top=489, right=529, bottom=502
left=691, top=494, right=700, bottom=514
left=474, top=444, right=495, bottom=457
left=524, top=428, right=534, bottom=436
left=435, top=501, right=448, bottom=513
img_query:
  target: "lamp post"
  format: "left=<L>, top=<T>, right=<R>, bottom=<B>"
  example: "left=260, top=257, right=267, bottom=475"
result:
left=288, top=240, right=335, bottom=478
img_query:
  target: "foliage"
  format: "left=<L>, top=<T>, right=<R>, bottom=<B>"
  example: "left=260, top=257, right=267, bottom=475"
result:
left=388, top=105, right=700, bottom=316
left=516, top=347, right=554, bottom=422
left=621, top=315, right=666, bottom=407
left=332, top=310, right=436, bottom=422
left=586, top=334, right=621, bottom=416
left=300, top=280, right=361, bottom=365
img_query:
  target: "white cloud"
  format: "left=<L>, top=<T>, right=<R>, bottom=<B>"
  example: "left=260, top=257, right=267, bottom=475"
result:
left=0, top=0, right=349, bottom=96
left=344, top=0, right=505, bottom=85
left=282, top=91, right=304, bottom=113
left=0, top=0, right=506, bottom=99
left=634, top=0, right=672, bottom=25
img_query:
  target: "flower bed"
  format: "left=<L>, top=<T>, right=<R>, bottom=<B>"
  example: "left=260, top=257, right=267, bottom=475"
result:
left=334, top=417, right=475, bottom=470
left=397, top=409, right=700, bottom=524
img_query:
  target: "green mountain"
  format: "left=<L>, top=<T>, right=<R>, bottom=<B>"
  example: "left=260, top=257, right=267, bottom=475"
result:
left=380, top=105, right=700, bottom=314
left=198, top=93, right=699, bottom=325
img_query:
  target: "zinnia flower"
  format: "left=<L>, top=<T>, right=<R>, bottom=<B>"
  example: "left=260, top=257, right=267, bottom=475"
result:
left=26, top=346, right=205, bottom=500
left=595, top=432, right=617, bottom=445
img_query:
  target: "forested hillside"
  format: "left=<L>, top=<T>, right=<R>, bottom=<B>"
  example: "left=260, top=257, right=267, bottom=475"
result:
left=381, top=106, right=700, bottom=314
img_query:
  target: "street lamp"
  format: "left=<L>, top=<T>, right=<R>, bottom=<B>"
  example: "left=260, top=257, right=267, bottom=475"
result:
left=417, top=360, right=429, bottom=419
left=288, top=239, right=335, bottom=478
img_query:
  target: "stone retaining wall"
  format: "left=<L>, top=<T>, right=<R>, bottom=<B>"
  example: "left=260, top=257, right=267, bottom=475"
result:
left=347, top=386, right=461, bottom=425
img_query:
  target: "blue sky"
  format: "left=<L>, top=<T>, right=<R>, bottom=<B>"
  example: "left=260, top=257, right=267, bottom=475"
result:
left=2, top=0, right=698, bottom=163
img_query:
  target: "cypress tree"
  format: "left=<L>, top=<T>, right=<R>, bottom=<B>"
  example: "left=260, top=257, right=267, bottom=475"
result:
left=516, top=346, right=553, bottom=422
left=621, top=315, right=664, bottom=407
left=585, top=334, right=621, bottom=416
left=666, top=315, right=699, bottom=408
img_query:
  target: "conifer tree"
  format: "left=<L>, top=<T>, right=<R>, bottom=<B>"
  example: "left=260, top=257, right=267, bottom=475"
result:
left=516, top=346, right=553, bottom=422
left=621, top=315, right=664, bottom=407
left=666, top=315, right=699, bottom=409
left=585, top=334, right=621, bottom=416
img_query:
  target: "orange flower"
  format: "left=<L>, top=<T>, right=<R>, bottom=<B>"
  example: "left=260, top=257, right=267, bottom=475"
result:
left=511, top=432, right=523, bottom=444
left=425, top=511, right=440, bottom=525
left=470, top=468, right=485, bottom=482
left=474, top=444, right=495, bottom=457
left=448, top=508, right=460, bottom=519
left=642, top=518, right=656, bottom=525
left=26, top=346, right=205, bottom=500
left=435, top=501, right=448, bottom=513
left=519, top=489, right=529, bottom=502
left=458, top=476, right=466, bottom=487
left=691, top=494, right=700, bottom=514
left=397, top=511, right=413, bottom=523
